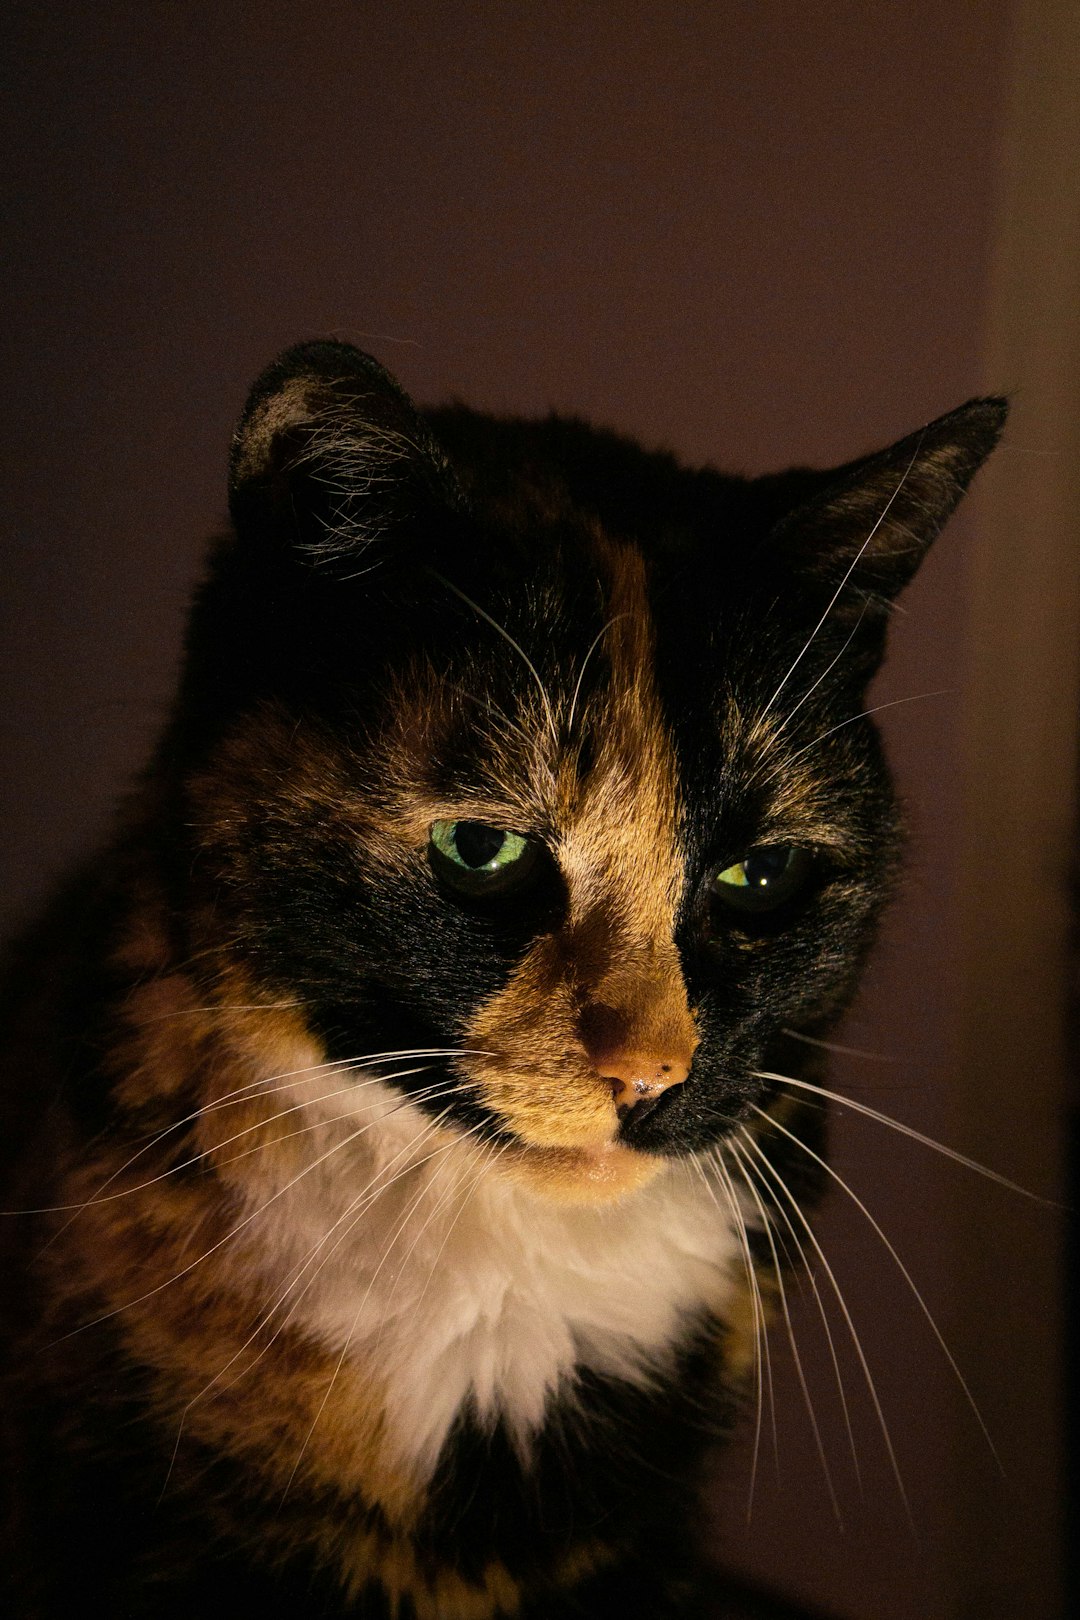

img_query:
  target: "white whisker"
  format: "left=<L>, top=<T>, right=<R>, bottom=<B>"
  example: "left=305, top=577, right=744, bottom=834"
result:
left=754, top=1069, right=1050, bottom=1202
left=697, top=1151, right=771, bottom=1515
left=779, top=1030, right=895, bottom=1063
left=759, top=435, right=925, bottom=720
left=48, top=1084, right=471, bottom=1346
left=159, top=1113, right=464, bottom=1499
left=759, top=690, right=953, bottom=785
left=566, top=614, right=625, bottom=739
left=279, top=1113, right=492, bottom=1503
left=10, top=1048, right=489, bottom=1221
left=408, top=1135, right=513, bottom=1324
left=39, top=1068, right=448, bottom=1210
left=724, top=1138, right=843, bottom=1529
left=373, top=1127, right=502, bottom=1351
left=736, top=1126, right=862, bottom=1493
left=750, top=1100, right=1002, bottom=1476
left=431, top=571, right=559, bottom=744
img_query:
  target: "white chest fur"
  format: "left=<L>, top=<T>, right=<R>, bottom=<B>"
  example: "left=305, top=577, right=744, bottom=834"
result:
left=235, top=1073, right=744, bottom=1481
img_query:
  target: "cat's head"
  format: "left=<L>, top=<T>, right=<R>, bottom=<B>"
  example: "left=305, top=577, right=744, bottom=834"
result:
left=171, top=341, right=1004, bottom=1203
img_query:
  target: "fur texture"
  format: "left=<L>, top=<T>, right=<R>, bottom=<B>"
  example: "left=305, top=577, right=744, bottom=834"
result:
left=0, top=342, right=1005, bottom=1617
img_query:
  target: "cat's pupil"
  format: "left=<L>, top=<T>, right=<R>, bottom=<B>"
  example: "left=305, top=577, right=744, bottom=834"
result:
left=743, top=847, right=794, bottom=889
left=711, top=844, right=812, bottom=919
left=453, top=822, right=507, bottom=868
left=428, top=820, right=539, bottom=899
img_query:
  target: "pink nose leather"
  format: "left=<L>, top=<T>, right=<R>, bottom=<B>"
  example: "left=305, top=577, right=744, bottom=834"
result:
left=577, top=976, right=697, bottom=1117
left=596, top=1051, right=690, bottom=1110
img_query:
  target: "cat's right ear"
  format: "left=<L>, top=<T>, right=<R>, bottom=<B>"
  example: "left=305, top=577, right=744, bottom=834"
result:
left=228, top=341, right=461, bottom=567
left=765, top=396, right=1008, bottom=620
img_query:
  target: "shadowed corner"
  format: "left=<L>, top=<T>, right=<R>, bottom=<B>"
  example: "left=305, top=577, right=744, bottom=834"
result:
left=700, top=1568, right=845, bottom=1619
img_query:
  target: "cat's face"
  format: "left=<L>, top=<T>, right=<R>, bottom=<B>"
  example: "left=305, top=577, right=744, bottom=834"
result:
left=174, top=343, right=1004, bottom=1203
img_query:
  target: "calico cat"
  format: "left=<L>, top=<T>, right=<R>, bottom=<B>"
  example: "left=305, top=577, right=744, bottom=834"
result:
left=0, top=341, right=1004, bottom=1618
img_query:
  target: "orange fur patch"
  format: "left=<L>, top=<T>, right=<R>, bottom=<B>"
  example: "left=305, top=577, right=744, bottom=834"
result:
left=456, top=539, right=698, bottom=1199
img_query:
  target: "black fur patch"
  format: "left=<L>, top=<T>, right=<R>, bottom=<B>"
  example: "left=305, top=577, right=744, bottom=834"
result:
left=0, top=342, right=1005, bottom=1614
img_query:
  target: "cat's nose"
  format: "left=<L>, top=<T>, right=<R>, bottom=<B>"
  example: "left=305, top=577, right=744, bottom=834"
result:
left=596, top=1050, right=691, bottom=1112
left=578, top=995, right=696, bottom=1116
left=579, top=972, right=696, bottom=1114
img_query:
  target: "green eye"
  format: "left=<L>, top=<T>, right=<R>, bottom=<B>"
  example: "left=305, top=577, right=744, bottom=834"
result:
left=711, top=845, right=812, bottom=916
left=429, top=820, right=540, bottom=898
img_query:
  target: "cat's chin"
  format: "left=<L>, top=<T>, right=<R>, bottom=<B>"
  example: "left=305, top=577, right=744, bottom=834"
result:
left=502, top=1139, right=665, bottom=1205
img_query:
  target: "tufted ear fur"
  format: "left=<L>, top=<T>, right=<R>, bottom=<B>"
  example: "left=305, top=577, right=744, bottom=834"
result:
left=228, top=340, right=462, bottom=567
left=768, top=396, right=1008, bottom=620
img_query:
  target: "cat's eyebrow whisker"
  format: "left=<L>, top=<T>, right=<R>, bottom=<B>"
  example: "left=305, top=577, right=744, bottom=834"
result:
left=735, top=1126, right=864, bottom=1495
left=757, top=689, right=953, bottom=786
left=723, top=1138, right=844, bottom=1530
left=766, top=603, right=869, bottom=748
left=749, top=1101, right=1004, bottom=1476
left=131, top=999, right=306, bottom=1024
left=566, top=613, right=626, bottom=739
left=434, top=671, right=536, bottom=755
left=430, top=570, right=560, bottom=745
left=754, top=1069, right=1053, bottom=1203
left=758, top=435, right=925, bottom=722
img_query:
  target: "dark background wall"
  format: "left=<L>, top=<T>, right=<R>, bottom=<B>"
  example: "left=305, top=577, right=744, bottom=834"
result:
left=5, top=4, right=1056, bottom=1617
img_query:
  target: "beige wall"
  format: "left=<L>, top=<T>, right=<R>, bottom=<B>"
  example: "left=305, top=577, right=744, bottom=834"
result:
left=4, top=3, right=1067, bottom=1615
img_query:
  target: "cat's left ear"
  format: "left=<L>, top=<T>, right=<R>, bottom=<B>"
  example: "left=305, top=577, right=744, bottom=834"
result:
left=769, top=397, right=1008, bottom=617
left=228, top=340, right=461, bottom=567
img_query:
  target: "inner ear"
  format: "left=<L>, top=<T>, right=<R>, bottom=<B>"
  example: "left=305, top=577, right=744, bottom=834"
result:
left=228, top=339, right=461, bottom=567
left=767, top=396, right=1008, bottom=620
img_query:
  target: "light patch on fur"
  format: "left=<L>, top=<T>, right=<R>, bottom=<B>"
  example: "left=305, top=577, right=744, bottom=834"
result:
left=237, top=1073, right=743, bottom=1485
left=324, top=1527, right=613, bottom=1620
left=231, top=366, right=452, bottom=562
left=123, top=542, right=736, bottom=1503
left=458, top=539, right=699, bottom=1157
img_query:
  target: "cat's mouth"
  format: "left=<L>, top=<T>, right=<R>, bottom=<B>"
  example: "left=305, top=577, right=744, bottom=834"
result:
left=616, top=1081, right=682, bottom=1140
left=455, top=1043, right=687, bottom=1201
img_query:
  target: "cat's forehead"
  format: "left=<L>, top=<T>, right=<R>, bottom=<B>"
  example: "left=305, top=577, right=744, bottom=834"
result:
left=365, top=523, right=844, bottom=855
left=378, top=532, right=672, bottom=810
